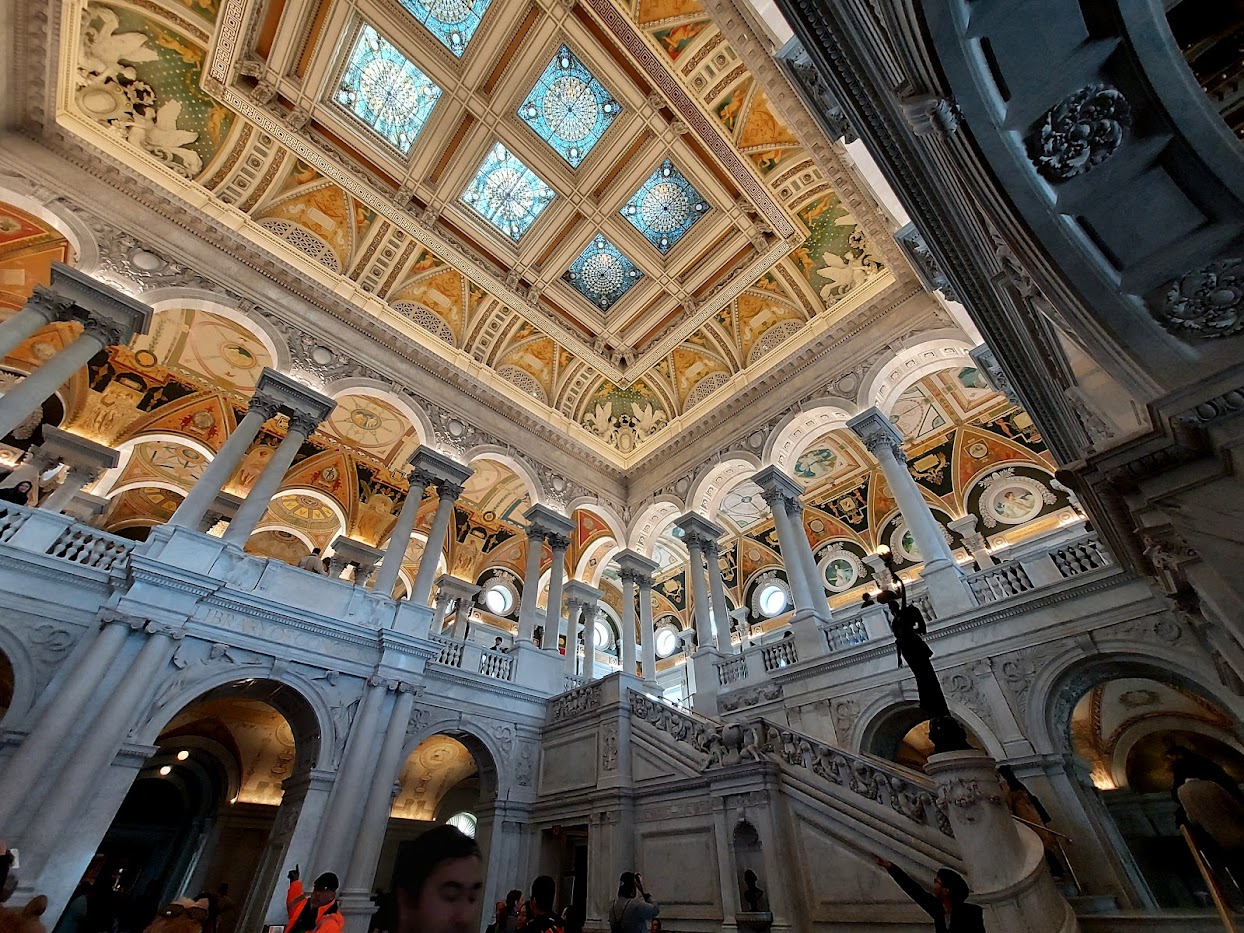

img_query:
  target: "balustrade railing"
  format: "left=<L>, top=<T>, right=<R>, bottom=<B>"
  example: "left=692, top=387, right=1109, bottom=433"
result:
left=0, top=504, right=28, bottom=543
left=761, top=639, right=798, bottom=671
left=966, top=561, right=1034, bottom=604
left=1050, top=534, right=1113, bottom=578
left=46, top=525, right=132, bottom=572
left=563, top=673, right=590, bottom=692
left=715, top=653, right=748, bottom=686
left=822, top=616, right=868, bottom=652
left=428, top=634, right=464, bottom=669
left=478, top=646, right=514, bottom=681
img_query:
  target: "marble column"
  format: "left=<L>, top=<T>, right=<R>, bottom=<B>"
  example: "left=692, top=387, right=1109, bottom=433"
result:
left=22, top=622, right=180, bottom=873
left=949, top=514, right=996, bottom=569
left=0, top=284, right=73, bottom=360
left=617, top=551, right=659, bottom=685
left=0, top=266, right=151, bottom=438
left=313, top=677, right=388, bottom=868
left=564, top=601, right=585, bottom=676
left=170, top=389, right=286, bottom=529
left=223, top=410, right=327, bottom=545
left=35, top=424, right=118, bottom=514
left=754, top=467, right=824, bottom=618
left=0, top=611, right=133, bottom=828
left=410, top=481, right=464, bottom=606
left=372, top=470, right=431, bottom=598
left=517, top=526, right=547, bottom=645
left=431, top=581, right=455, bottom=632
left=618, top=567, right=638, bottom=675
left=436, top=576, right=480, bottom=640
left=683, top=529, right=714, bottom=650
left=563, top=580, right=603, bottom=679
left=341, top=684, right=417, bottom=913
left=848, top=407, right=974, bottom=616
left=704, top=539, right=733, bottom=652
left=540, top=534, right=570, bottom=651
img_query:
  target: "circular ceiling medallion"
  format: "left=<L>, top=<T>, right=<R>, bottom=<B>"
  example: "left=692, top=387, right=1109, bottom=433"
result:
left=820, top=547, right=863, bottom=592
left=310, top=345, right=334, bottom=365
left=981, top=476, right=1047, bottom=526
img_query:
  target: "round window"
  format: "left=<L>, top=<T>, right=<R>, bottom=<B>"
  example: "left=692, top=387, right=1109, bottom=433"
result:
left=483, top=584, right=513, bottom=615
left=594, top=619, right=612, bottom=648
left=758, top=583, right=787, bottom=617
left=655, top=627, right=678, bottom=658
left=446, top=811, right=477, bottom=838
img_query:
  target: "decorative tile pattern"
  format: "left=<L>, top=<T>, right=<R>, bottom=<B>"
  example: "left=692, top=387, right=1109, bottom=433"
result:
left=563, top=234, right=643, bottom=310
left=621, top=159, right=711, bottom=253
left=334, top=24, right=442, bottom=155
left=460, top=142, right=557, bottom=241
left=396, top=0, right=492, bottom=57
left=518, top=44, right=620, bottom=168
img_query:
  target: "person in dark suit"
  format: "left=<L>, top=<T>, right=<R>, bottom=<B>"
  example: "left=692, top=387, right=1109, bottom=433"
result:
left=873, top=856, right=985, bottom=932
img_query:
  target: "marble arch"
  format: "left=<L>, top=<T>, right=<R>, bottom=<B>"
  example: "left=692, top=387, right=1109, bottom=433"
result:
left=0, top=621, right=38, bottom=729
left=627, top=497, right=684, bottom=557
left=402, top=717, right=505, bottom=803
left=566, top=499, right=626, bottom=543
left=575, top=538, right=621, bottom=588
left=687, top=454, right=762, bottom=522
left=0, top=184, right=97, bottom=270
left=95, top=433, right=217, bottom=497
left=1108, top=716, right=1244, bottom=791
left=857, top=332, right=977, bottom=416
left=763, top=397, right=858, bottom=471
left=321, top=378, right=433, bottom=450
left=853, top=694, right=1006, bottom=761
left=139, top=289, right=291, bottom=374
left=462, top=446, right=543, bottom=506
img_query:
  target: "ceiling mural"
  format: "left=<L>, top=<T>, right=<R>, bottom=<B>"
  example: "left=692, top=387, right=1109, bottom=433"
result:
left=391, top=734, right=478, bottom=821
left=0, top=204, right=71, bottom=311
left=55, top=0, right=896, bottom=461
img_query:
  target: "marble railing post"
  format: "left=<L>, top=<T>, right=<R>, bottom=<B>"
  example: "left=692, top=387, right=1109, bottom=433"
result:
left=21, top=622, right=181, bottom=874
left=517, top=526, right=547, bottom=645
left=340, top=684, right=417, bottom=918
left=704, top=539, right=734, bottom=652
left=541, top=534, right=570, bottom=651
left=170, top=392, right=282, bottom=529
left=949, top=514, right=995, bottom=569
left=409, top=481, right=463, bottom=606
left=849, top=408, right=975, bottom=616
left=223, top=410, right=328, bottom=545
left=372, top=470, right=431, bottom=598
left=0, top=611, right=133, bottom=828
left=312, top=677, right=388, bottom=869
left=0, top=284, right=73, bottom=360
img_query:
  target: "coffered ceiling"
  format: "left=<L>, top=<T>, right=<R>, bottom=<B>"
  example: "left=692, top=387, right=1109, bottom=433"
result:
left=55, top=0, right=907, bottom=466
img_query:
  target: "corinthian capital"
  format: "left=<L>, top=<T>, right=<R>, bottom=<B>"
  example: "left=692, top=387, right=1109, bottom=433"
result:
left=847, top=407, right=907, bottom=462
left=286, top=410, right=323, bottom=437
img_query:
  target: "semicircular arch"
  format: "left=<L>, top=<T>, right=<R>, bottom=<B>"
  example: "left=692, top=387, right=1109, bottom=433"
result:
left=764, top=397, right=858, bottom=470
left=858, top=333, right=976, bottom=415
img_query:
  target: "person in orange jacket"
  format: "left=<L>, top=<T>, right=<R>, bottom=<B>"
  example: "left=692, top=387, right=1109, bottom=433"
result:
left=286, top=866, right=343, bottom=933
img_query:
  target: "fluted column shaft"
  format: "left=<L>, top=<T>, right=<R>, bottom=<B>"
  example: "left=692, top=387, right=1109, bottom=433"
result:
left=0, top=288, right=70, bottom=360
left=223, top=413, right=319, bottom=545
left=0, top=615, right=131, bottom=827
left=23, top=626, right=178, bottom=870
left=541, top=536, right=569, bottom=650
left=410, top=483, right=461, bottom=606
left=704, top=541, right=731, bottom=651
left=373, top=472, right=430, bottom=598
left=344, top=687, right=416, bottom=891
left=685, top=535, right=713, bottom=650
left=767, top=492, right=818, bottom=613
left=170, top=399, right=277, bottom=528
left=619, top=570, right=638, bottom=674
left=517, top=529, right=547, bottom=643
left=0, top=320, right=113, bottom=439
left=638, top=577, right=657, bottom=682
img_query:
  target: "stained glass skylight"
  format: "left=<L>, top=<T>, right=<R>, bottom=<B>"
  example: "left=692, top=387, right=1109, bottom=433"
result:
left=620, top=159, right=712, bottom=254
left=460, top=141, right=556, bottom=242
left=397, top=0, right=492, bottom=57
left=562, top=234, right=643, bottom=310
left=335, top=24, right=441, bottom=156
left=518, top=45, right=620, bottom=168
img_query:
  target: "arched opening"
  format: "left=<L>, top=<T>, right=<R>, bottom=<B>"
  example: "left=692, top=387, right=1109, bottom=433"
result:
left=1060, top=671, right=1244, bottom=908
left=0, top=649, right=14, bottom=724
left=865, top=703, right=983, bottom=770
left=374, top=732, right=499, bottom=909
left=82, top=680, right=320, bottom=933
left=732, top=820, right=769, bottom=914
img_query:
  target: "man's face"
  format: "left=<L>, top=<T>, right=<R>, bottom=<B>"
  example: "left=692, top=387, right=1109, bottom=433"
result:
left=397, top=857, right=483, bottom=933
left=310, top=888, right=335, bottom=908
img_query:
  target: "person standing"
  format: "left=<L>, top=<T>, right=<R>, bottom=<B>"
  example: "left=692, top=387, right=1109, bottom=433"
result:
left=609, top=872, right=659, bottom=933
left=872, top=856, right=984, bottom=933
left=298, top=549, right=326, bottom=574
left=286, top=867, right=343, bottom=933
left=0, top=481, right=33, bottom=505
left=392, top=825, right=483, bottom=933
left=523, top=876, right=561, bottom=933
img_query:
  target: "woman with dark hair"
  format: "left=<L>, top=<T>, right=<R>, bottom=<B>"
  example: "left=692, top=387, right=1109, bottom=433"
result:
left=873, top=856, right=984, bottom=932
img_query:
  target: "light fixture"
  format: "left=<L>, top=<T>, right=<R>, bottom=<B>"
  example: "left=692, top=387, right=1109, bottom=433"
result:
left=158, top=765, right=172, bottom=776
left=876, top=544, right=895, bottom=568
left=176, top=750, right=190, bottom=761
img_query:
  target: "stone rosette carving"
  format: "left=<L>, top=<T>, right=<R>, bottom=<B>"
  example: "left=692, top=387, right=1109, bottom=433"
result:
left=1028, top=84, right=1130, bottom=181
left=1155, top=258, right=1244, bottom=339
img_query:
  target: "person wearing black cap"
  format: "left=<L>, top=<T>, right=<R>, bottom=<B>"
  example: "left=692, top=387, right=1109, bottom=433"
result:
left=872, top=855, right=984, bottom=932
left=286, top=866, right=343, bottom=933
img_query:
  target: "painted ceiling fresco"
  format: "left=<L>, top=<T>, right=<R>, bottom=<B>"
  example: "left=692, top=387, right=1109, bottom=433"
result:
left=57, top=0, right=893, bottom=461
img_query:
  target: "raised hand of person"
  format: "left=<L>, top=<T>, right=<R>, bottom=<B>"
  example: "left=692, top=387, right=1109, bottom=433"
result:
left=288, top=864, right=300, bottom=882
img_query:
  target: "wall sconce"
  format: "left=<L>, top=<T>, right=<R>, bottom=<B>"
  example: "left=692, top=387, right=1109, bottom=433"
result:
left=876, top=544, right=895, bottom=569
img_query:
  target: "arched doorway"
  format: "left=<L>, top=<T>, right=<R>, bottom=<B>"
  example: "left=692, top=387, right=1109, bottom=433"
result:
left=863, top=702, right=985, bottom=770
left=84, top=680, right=321, bottom=933
left=0, top=649, right=13, bottom=724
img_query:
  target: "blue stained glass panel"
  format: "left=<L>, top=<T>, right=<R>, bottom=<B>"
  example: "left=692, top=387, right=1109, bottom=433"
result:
left=518, top=44, right=620, bottom=168
left=620, top=159, right=712, bottom=254
left=563, top=234, right=643, bottom=310
left=460, top=141, right=556, bottom=242
left=334, top=24, right=442, bottom=155
left=397, top=0, right=492, bottom=57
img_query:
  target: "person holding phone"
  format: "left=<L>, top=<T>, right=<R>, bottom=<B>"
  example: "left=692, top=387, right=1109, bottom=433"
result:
left=609, top=872, right=658, bottom=933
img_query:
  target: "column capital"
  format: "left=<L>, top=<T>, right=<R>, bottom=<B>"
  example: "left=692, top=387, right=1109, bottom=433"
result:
left=564, top=579, right=603, bottom=606
left=546, top=532, right=570, bottom=553
left=38, top=425, right=119, bottom=473
left=847, top=407, right=907, bottom=461
left=252, top=367, right=336, bottom=424
left=82, top=312, right=129, bottom=348
left=434, top=573, right=481, bottom=602
left=434, top=479, right=465, bottom=503
left=24, top=285, right=76, bottom=324
left=674, top=511, right=726, bottom=549
left=46, top=261, right=153, bottom=340
left=408, top=445, right=473, bottom=488
left=523, top=502, right=574, bottom=538
left=752, top=464, right=804, bottom=504
left=614, top=548, right=658, bottom=584
left=247, top=393, right=282, bottom=422
left=286, top=409, right=325, bottom=437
